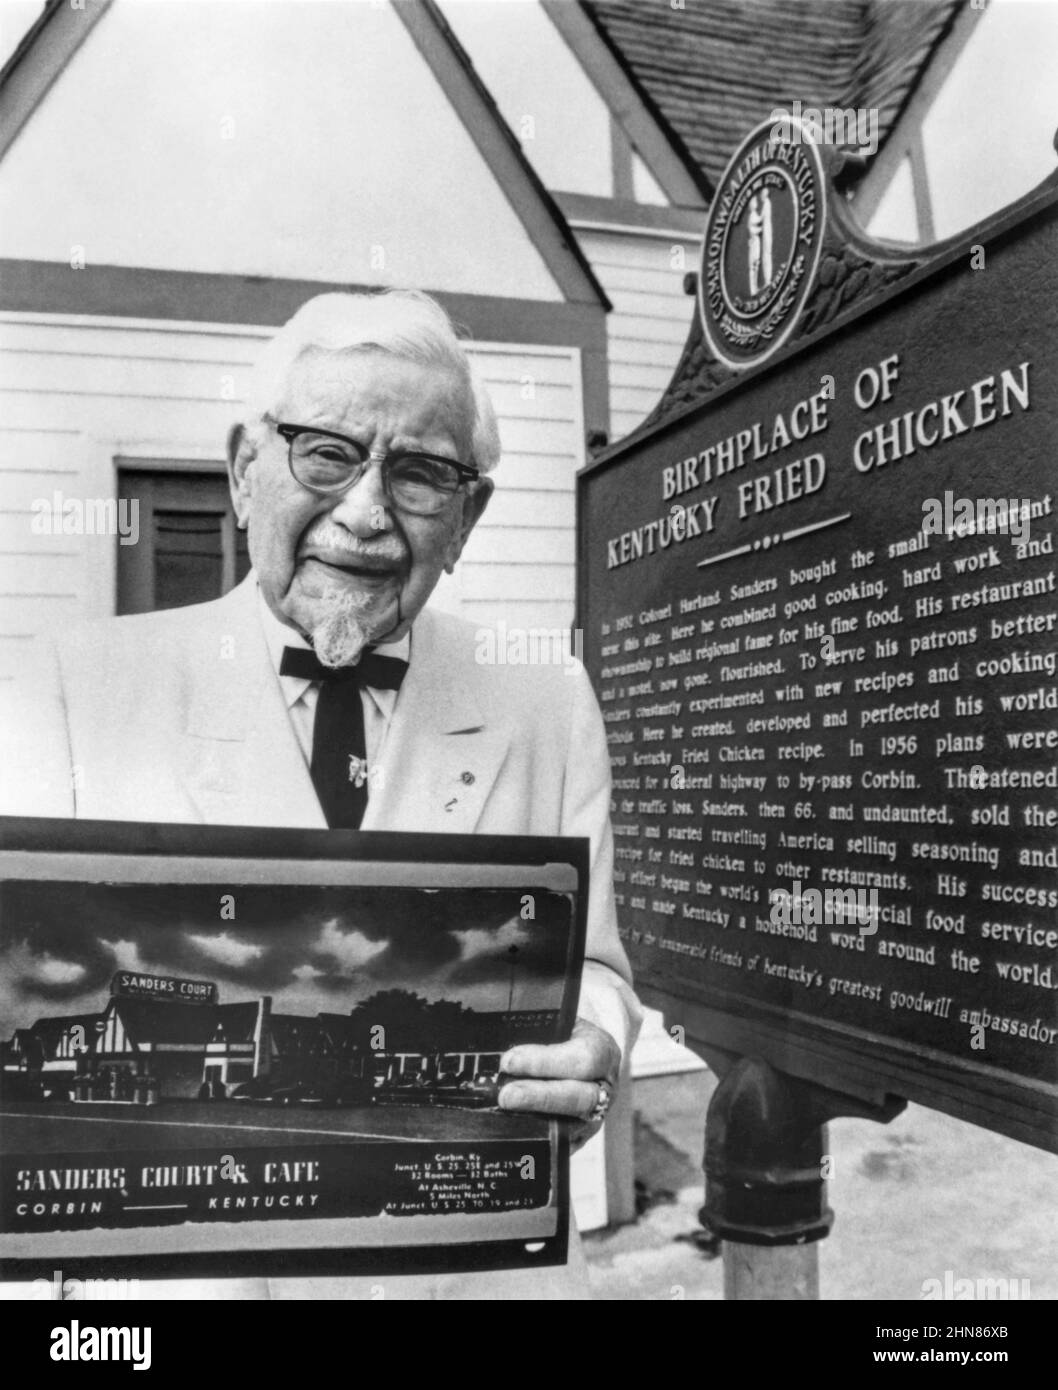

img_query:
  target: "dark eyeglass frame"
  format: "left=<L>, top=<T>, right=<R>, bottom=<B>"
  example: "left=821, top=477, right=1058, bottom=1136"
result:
left=272, top=420, right=480, bottom=512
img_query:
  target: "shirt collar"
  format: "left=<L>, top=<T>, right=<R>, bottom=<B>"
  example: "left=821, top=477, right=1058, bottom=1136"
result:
left=256, top=584, right=411, bottom=708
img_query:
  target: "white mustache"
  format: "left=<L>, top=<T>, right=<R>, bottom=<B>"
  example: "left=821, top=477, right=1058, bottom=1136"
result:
left=300, top=520, right=407, bottom=567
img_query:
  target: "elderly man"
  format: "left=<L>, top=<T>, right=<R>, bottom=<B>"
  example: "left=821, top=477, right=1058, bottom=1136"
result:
left=1, top=289, right=640, bottom=1300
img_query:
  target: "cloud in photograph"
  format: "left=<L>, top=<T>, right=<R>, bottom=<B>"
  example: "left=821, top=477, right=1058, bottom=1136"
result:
left=0, top=880, right=575, bottom=1031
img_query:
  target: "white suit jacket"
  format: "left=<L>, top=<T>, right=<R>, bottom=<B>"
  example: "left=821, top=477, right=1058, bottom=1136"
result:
left=0, top=574, right=641, bottom=1300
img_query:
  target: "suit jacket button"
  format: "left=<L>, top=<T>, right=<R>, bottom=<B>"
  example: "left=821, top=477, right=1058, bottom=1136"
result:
left=461, top=771, right=475, bottom=785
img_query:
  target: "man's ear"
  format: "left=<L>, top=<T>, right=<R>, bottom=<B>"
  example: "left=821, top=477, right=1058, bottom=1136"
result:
left=226, top=423, right=255, bottom=529
left=444, top=478, right=493, bottom=574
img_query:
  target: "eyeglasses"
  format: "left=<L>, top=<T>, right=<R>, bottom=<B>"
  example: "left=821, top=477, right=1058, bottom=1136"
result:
left=272, top=420, right=480, bottom=516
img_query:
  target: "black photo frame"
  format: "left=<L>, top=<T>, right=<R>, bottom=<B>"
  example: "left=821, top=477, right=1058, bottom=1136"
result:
left=0, top=817, right=588, bottom=1281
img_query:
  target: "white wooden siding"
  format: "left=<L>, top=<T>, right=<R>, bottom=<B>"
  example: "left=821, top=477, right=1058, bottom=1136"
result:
left=452, top=342, right=582, bottom=635
left=0, top=315, right=584, bottom=680
left=575, top=225, right=700, bottom=444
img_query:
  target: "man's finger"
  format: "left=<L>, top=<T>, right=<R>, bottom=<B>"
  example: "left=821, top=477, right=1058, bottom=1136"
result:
left=498, top=1079, right=599, bottom=1120
left=500, top=1020, right=620, bottom=1082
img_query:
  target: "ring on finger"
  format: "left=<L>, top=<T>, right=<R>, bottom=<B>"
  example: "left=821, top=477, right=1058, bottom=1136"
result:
left=588, top=1078, right=614, bottom=1124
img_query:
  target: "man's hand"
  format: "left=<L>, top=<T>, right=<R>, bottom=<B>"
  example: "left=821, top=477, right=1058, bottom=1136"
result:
left=497, top=1017, right=621, bottom=1149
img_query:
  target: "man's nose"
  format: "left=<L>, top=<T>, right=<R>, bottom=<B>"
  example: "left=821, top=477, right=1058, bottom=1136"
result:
left=327, top=455, right=394, bottom=536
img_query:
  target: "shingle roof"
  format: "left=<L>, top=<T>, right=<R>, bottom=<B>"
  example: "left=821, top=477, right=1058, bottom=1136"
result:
left=26, top=1013, right=100, bottom=1047
left=108, top=998, right=255, bottom=1047
left=583, top=0, right=963, bottom=191
left=269, top=1015, right=330, bottom=1056
left=208, top=1003, right=260, bottom=1044
left=111, top=998, right=222, bottom=1047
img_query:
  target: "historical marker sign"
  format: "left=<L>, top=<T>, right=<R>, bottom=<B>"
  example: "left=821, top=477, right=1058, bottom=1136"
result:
left=578, top=133, right=1058, bottom=1152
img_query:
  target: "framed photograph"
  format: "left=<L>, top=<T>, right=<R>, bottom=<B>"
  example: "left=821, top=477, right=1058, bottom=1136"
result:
left=0, top=817, right=587, bottom=1280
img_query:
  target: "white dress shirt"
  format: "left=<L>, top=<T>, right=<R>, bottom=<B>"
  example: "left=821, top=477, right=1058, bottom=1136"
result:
left=256, top=588, right=410, bottom=776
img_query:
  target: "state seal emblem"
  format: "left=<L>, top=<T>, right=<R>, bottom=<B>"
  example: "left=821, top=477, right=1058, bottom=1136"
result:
left=698, top=115, right=827, bottom=371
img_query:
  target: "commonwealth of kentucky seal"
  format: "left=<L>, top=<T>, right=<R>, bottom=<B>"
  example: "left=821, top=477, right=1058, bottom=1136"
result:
left=698, top=115, right=827, bottom=371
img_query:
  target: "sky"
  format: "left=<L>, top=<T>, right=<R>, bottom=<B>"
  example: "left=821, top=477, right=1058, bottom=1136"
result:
left=0, top=879, right=576, bottom=1034
left=0, top=1, right=42, bottom=72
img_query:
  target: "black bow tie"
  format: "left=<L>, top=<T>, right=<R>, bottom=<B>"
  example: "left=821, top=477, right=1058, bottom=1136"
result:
left=280, top=646, right=408, bottom=691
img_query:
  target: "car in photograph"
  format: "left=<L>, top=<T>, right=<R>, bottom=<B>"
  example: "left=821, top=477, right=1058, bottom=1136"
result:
left=376, top=1071, right=433, bottom=1104
left=233, top=1077, right=376, bottom=1107
left=427, top=1078, right=472, bottom=1107
left=270, top=1082, right=326, bottom=1106
left=230, top=1078, right=277, bottom=1103
left=459, top=1073, right=501, bottom=1107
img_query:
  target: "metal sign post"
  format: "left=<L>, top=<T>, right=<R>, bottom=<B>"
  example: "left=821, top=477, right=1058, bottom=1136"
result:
left=700, top=1051, right=904, bottom=1299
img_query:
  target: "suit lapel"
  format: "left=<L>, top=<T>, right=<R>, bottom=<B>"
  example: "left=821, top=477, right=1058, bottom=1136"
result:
left=178, top=587, right=508, bottom=834
left=182, top=577, right=326, bottom=830
left=362, top=607, right=511, bottom=835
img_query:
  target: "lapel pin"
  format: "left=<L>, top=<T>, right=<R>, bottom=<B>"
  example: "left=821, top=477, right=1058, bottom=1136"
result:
left=461, top=771, right=475, bottom=785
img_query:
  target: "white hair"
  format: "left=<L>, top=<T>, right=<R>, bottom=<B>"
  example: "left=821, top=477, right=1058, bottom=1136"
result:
left=244, top=289, right=501, bottom=474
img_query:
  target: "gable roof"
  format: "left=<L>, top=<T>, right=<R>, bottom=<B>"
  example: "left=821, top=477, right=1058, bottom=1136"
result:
left=110, top=997, right=224, bottom=1047
left=540, top=0, right=711, bottom=206
left=0, top=0, right=609, bottom=311
left=208, top=1004, right=260, bottom=1044
left=581, top=0, right=964, bottom=191
left=400, top=0, right=611, bottom=309
left=25, top=1013, right=99, bottom=1049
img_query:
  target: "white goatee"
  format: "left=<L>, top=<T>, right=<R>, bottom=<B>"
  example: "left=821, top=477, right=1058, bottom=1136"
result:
left=310, top=588, right=390, bottom=669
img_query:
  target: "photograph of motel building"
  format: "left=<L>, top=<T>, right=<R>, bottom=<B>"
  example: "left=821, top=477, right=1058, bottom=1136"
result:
left=0, top=973, right=557, bottom=1105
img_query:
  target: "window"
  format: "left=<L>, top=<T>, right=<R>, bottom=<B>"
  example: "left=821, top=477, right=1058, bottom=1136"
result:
left=117, top=468, right=250, bottom=615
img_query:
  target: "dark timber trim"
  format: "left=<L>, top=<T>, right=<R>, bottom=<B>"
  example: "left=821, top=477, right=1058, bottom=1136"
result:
left=393, top=0, right=610, bottom=311
left=852, top=0, right=986, bottom=232
left=557, top=192, right=704, bottom=237
left=542, top=0, right=710, bottom=208
left=0, top=0, right=112, bottom=163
